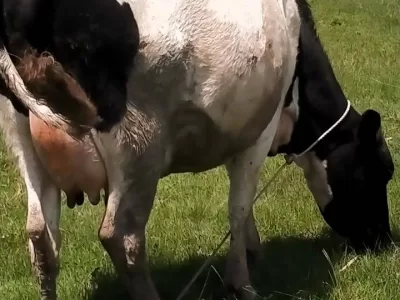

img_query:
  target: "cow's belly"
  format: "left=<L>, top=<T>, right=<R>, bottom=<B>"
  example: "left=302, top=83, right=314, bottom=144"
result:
left=166, top=84, right=283, bottom=175
left=167, top=62, right=286, bottom=173
left=29, top=113, right=107, bottom=205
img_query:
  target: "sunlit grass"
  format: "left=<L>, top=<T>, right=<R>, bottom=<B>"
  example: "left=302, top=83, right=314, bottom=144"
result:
left=0, top=0, right=399, bottom=299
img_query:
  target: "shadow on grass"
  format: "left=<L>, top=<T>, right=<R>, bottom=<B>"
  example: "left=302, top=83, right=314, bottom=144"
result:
left=390, top=227, right=400, bottom=247
left=82, top=228, right=355, bottom=300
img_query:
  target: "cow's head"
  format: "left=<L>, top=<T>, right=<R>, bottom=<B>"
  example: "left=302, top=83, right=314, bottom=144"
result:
left=275, top=96, right=394, bottom=252
left=322, top=109, right=394, bottom=251
left=273, top=0, right=395, bottom=252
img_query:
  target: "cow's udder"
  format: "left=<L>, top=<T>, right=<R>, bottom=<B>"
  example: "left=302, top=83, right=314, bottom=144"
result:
left=29, top=112, right=107, bottom=206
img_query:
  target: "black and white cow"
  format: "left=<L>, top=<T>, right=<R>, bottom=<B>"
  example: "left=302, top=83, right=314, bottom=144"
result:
left=0, top=0, right=394, bottom=299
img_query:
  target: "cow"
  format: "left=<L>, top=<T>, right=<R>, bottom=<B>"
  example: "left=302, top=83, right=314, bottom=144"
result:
left=0, top=0, right=393, bottom=300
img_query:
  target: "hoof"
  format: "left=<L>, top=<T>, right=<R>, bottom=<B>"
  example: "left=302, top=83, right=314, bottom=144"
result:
left=228, top=285, right=258, bottom=300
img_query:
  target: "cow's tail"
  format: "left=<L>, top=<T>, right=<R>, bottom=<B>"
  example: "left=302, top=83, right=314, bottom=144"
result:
left=0, top=46, right=99, bottom=137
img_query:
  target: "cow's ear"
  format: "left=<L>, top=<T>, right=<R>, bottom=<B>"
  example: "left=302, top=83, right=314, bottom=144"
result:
left=357, top=109, right=381, bottom=145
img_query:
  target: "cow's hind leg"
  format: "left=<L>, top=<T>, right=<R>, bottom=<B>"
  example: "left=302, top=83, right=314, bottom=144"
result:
left=98, top=173, right=160, bottom=299
left=26, top=176, right=61, bottom=300
left=96, top=134, right=162, bottom=300
left=0, top=101, right=61, bottom=299
left=224, top=101, right=283, bottom=300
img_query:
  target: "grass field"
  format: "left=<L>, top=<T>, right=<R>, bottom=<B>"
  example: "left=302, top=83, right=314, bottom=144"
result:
left=0, top=0, right=399, bottom=299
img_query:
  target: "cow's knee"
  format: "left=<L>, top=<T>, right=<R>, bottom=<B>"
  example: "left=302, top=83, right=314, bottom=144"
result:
left=98, top=212, right=118, bottom=251
left=27, top=221, right=59, bottom=274
left=26, top=209, right=46, bottom=267
left=26, top=206, right=46, bottom=242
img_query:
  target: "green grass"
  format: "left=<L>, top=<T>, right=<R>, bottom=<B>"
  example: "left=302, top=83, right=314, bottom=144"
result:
left=0, top=0, right=399, bottom=299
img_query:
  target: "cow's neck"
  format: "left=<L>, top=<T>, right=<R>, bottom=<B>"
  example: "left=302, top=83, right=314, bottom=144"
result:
left=293, top=84, right=360, bottom=161
left=278, top=18, right=362, bottom=160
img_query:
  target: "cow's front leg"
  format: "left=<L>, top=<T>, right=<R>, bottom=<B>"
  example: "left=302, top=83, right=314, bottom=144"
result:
left=224, top=103, right=283, bottom=299
left=225, top=154, right=262, bottom=300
